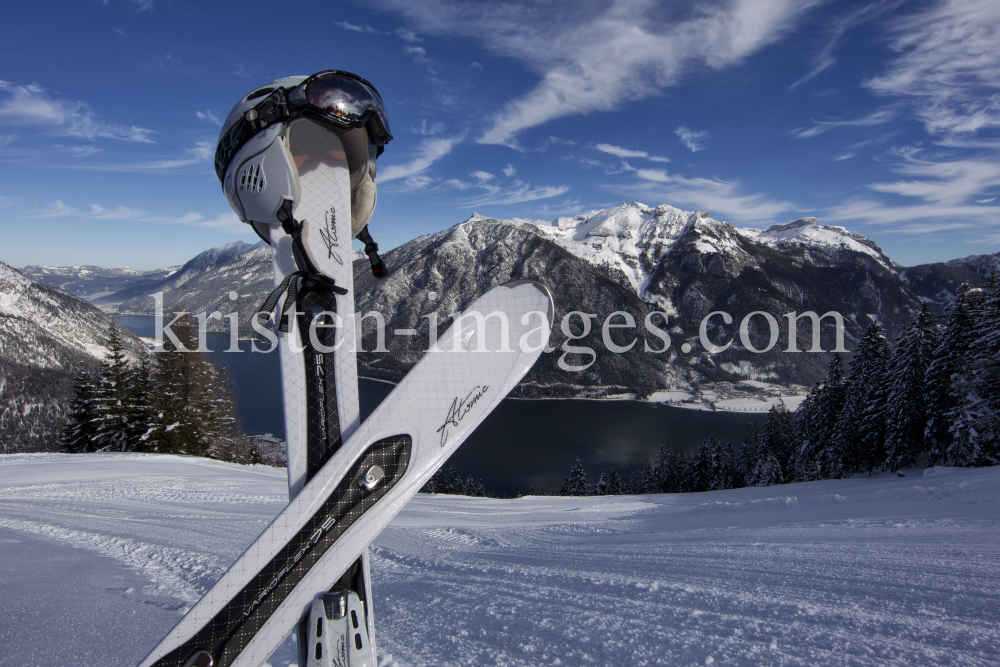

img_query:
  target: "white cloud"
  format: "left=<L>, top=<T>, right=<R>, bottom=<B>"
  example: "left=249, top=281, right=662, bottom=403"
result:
left=28, top=200, right=145, bottom=220
left=617, top=166, right=796, bottom=224
left=67, top=141, right=214, bottom=172
left=0, top=81, right=154, bottom=142
left=377, top=136, right=461, bottom=183
left=28, top=200, right=76, bottom=218
left=411, top=119, right=446, bottom=135
left=502, top=163, right=517, bottom=177
left=404, top=45, right=430, bottom=62
left=457, top=180, right=570, bottom=207
left=537, top=136, right=577, bottom=153
left=791, top=108, right=897, bottom=139
left=864, top=0, right=1000, bottom=136
left=142, top=211, right=246, bottom=233
left=824, top=197, right=998, bottom=231
left=88, top=204, right=145, bottom=219
left=196, top=110, right=221, bottom=125
left=823, top=150, right=1000, bottom=229
left=102, top=0, right=155, bottom=11
left=57, top=144, right=102, bottom=158
left=675, top=127, right=710, bottom=152
left=595, top=143, right=668, bottom=162
left=373, top=0, right=820, bottom=145
left=335, top=21, right=382, bottom=34
left=395, top=28, right=422, bottom=43
left=786, top=1, right=896, bottom=91
left=393, top=166, right=568, bottom=206
left=868, top=151, right=1000, bottom=207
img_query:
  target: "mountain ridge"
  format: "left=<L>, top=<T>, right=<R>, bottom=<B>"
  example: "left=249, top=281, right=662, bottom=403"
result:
left=21, top=203, right=999, bottom=405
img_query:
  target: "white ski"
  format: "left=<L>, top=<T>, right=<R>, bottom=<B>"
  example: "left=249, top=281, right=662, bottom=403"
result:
left=267, top=119, right=378, bottom=666
left=139, top=280, right=554, bottom=667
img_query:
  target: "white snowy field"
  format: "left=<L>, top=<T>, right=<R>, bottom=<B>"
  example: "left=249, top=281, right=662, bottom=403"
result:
left=1, top=454, right=998, bottom=667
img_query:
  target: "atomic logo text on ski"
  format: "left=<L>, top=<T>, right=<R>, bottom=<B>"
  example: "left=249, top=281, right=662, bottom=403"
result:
left=437, top=384, right=489, bottom=447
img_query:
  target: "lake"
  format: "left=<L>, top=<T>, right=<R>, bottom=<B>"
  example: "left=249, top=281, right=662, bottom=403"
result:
left=117, top=315, right=763, bottom=495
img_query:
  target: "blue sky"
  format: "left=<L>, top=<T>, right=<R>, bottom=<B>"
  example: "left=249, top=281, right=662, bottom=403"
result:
left=1, top=0, right=998, bottom=270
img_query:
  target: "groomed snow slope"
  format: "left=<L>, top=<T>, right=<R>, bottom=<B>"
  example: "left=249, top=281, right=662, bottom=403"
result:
left=1, top=454, right=998, bottom=667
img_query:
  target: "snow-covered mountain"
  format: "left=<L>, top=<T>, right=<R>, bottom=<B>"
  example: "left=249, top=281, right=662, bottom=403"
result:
left=0, top=262, right=147, bottom=452
left=354, top=203, right=921, bottom=399
left=19, top=264, right=180, bottom=301
left=901, top=250, right=1000, bottom=312
left=22, top=203, right=995, bottom=404
left=90, top=241, right=273, bottom=335
left=516, top=204, right=901, bottom=316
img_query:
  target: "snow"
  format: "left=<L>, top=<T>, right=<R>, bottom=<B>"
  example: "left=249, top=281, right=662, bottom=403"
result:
left=739, top=217, right=893, bottom=271
left=2, top=453, right=999, bottom=667
left=646, top=390, right=695, bottom=403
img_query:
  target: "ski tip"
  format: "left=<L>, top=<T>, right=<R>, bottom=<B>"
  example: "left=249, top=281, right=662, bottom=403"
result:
left=501, top=280, right=554, bottom=328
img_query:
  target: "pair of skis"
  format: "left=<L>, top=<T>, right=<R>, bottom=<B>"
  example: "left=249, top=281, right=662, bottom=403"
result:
left=139, top=120, right=553, bottom=667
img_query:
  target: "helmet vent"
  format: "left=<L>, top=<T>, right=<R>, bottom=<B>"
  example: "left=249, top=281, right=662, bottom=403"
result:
left=238, top=160, right=266, bottom=194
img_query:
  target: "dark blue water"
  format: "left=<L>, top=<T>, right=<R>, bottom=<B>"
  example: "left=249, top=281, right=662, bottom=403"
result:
left=118, top=315, right=762, bottom=494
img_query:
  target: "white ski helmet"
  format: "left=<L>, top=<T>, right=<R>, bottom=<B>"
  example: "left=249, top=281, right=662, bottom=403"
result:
left=215, top=71, right=392, bottom=243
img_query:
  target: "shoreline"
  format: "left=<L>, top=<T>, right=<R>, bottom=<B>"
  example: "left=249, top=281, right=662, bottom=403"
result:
left=357, top=376, right=806, bottom=414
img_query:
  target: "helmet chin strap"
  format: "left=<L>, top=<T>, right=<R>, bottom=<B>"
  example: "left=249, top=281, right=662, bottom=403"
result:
left=355, top=224, right=385, bottom=277
left=257, top=198, right=348, bottom=333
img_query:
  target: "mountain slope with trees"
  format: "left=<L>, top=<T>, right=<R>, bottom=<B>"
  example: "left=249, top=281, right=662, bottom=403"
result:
left=0, top=261, right=148, bottom=452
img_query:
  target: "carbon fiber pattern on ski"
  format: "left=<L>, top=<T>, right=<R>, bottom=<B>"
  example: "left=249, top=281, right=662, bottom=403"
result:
left=297, top=289, right=343, bottom=481
left=151, top=435, right=411, bottom=667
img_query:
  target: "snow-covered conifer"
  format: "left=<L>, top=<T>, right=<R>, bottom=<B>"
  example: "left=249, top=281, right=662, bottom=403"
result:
left=92, top=323, right=134, bottom=451
left=925, top=286, right=975, bottom=464
left=561, top=457, right=589, bottom=496
left=60, top=367, right=101, bottom=453
left=838, top=323, right=890, bottom=473
left=884, top=304, right=939, bottom=471
left=653, top=444, right=687, bottom=493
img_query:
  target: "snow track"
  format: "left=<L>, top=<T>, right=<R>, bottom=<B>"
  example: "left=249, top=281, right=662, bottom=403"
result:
left=1, top=454, right=998, bottom=667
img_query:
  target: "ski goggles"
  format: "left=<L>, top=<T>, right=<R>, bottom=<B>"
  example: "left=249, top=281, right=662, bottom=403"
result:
left=214, top=70, right=392, bottom=181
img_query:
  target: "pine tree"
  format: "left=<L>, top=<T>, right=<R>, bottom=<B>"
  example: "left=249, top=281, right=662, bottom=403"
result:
left=838, top=323, right=890, bottom=473
left=92, top=322, right=135, bottom=451
left=758, top=403, right=797, bottom=482
left=884, top=304, right=939, bottom=471
left=61, top=367, right=101, bottom=453
left=593, top=470, right=625, bottom=495
left=738, top=424, right=763, bottom=486
left=751, top=447, right=783, bottom=486
left=147, top=315, right=202, bottom=454
left=561, top=457, right=589, bottom=496
left=723, top=442, right=741, bottom=489
left=652, top=444, right=687, bottom=493
left=791, top=355, right=848, bottom=480
left=793, top=388, right=821, bottom=481
left=628, top=458, right=657, bottom=494
left=962, top=279, right=1000, bottom=464
left=127, top=355, right=158, bottom=452
left=420, top=466, right=448, bottom=493
left=687, top=435, right=727, bottom=491
left=145, top=314, right=245, bottom=457
left=813, top=354, right=849, bottom=478
left=857, top=324, right=892, bottom=472
left=202, top=362, right=246, bottom=462
left=925, top=286, right=975, bottom=464
left=463, top=476, right=487, bottom=497
left=444, top=464, right=464, bottom=494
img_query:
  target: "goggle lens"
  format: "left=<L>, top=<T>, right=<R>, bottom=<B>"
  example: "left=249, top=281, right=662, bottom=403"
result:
left=295, top=72, right=391, bottom=140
